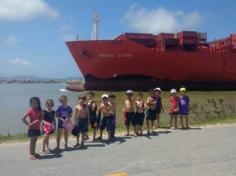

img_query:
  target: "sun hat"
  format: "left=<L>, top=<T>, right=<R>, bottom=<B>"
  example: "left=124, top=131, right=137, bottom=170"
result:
left=126, top=90, right=133, bottom=94
left=180, top=87, right=187, bottom=92
left=101, top=94, right=109, bottom=99
left=154, top=87, right=162, bottom=92
left=170, top=89, right=177, bottom=94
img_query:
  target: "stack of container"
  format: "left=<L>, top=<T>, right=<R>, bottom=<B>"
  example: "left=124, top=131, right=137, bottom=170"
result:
left=156, top=33, right=179, bottom=51
left=122, top=33, right=156, bottom=48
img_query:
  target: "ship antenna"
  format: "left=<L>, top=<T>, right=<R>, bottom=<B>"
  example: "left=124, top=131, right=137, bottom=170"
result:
left=91, top=10, right=100, bottom=40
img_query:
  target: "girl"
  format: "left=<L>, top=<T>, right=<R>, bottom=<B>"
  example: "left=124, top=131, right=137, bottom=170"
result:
left=179, top=87, right=190, bottom=129
left=55, top=95, right=73, bottom=151
left=135, top=92, right=146, bottom=135
left=169, top=89, right=179, bottom=130
left=21, top=97, right=43, bottom=160
left=42, top=99, right=56, bottom=153
left=154, top=87, right=164, bottom=128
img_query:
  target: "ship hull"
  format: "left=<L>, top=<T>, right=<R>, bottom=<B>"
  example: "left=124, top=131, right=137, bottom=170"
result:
left=66, top=39, right=236, bottom=91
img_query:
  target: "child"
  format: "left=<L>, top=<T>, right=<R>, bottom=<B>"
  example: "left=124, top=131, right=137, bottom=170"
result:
left=55, top=95, right=73, bottom=151
left=87, top=91, right=97, bottom=142
left=98, top=94, right=114, bottom=141
left=109, top=94, right=116, bottom=139
left=179, top=87, right=190, bottom=129
left=124, top=90, right=136, bottom=136
left=21, top=97, right=43, bottom=160
left=169, top=89, right=179, bottom=130
left=154, top=87, right=164, bottom=128
left=74, top=96, right=90, bottom=147
left=135, top=92, right=146, bottom=135
left=42, top=99, right=56, bottom=153
left=146, top=89, right=157, bottom=134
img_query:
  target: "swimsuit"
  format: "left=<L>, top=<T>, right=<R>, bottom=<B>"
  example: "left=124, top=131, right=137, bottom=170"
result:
left=100, top=115, right=114, bottom=131
left=26, top=108, right=42, bottom=137
left=179, top=95, right=190, bottom=115
left=56, top=105, right=73, bottom=129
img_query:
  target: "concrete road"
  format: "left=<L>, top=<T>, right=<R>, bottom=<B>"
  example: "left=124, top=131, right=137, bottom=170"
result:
left=0, top=126, right=236, bottom=176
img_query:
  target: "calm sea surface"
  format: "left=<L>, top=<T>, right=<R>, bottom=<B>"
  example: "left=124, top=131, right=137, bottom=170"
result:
left=0, top=84, right=81, bottom=135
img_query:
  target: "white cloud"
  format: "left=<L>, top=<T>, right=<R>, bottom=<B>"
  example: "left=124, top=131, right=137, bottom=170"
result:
left=0, top=0, right=58, bottom=22
left=7, top=58, right=31, bottom=66
left=5, top=35, right=18, bottom=46
left=123, top=5, right=203, bottom=33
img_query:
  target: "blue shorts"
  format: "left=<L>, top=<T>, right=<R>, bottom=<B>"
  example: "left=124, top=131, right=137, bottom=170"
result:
left=58, top=119, right=64, bottom=129
left=100, top=116, right=114, bottom=131
left=136, top=112, right=145, bottom=125
left=179, top=112, right=189, bottom=115
left=76, top=118, right=89, bottom=133
left=146, top=109, right=157, bottom=121
left=125, top=112, right=135, bottom=126
left=28, top=129, right=41, bottom=137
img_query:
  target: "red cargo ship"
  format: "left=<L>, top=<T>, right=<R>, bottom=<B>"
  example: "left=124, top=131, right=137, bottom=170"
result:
left=66, top=31, right=236, bottom=91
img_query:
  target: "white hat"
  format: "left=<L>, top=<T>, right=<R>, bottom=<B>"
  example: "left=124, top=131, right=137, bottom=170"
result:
left=126, top=90, right=133, bottom=94
left=154, top=87, right=162, bottom=92
left=170, top=89, right=177, bottom=94
left=101, top=94, right=109, bottom=99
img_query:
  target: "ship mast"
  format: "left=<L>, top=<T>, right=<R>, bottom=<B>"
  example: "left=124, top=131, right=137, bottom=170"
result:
left=91, top=11, right=100, bottom=40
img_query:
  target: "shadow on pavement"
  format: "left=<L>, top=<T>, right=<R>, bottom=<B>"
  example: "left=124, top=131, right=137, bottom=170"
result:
left=38, top=153, right=62, bottom=160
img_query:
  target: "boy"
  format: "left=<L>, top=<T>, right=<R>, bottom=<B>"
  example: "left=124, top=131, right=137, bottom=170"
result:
left=154, top=87, right=164, bottom=128
left=179, top=87, right=190, bottom=129
left=124, top=90, right=136, bottom=136
left=109, top=94, right=116, bottom=139
left=98, top=94, right=114, bottom=141
left=87, top=91, right=98, bottom=142
left=169, top=89, right=179, bottom=130
left=74, top=96, right=90, bottom=147
left=146, top=89, right=157, bottom=134
left=135, top=92, right=146, bottom=135
left=55, top=95, right=73, bottom=151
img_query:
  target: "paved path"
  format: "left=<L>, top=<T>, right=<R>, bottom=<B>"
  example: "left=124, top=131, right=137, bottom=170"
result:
left=1, top=126, right=236, bottom=176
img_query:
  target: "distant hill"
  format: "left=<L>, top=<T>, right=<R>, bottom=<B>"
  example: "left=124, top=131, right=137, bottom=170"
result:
left=0, top=76, right=7, bottom=80
left=11, top=75, right=41, bottom=80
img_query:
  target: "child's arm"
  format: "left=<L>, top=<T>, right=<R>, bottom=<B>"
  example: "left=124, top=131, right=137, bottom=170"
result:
left=74, top=107, right=78, bottom=123
left=21, top=113, right=29, bottom=127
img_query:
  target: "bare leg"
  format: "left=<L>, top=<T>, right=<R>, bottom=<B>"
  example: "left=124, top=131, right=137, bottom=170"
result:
left=185, top=115, right=189, bottom=128
left=93, top=129, right=96, bottom=142
left=56, top=129, right=62, bottom=149
left=146, top=120, right=150, bottom=134
left=133, top=126, right=137, bottom=136
left=180, top=115, right=184, bottom=129
left=99, top=130, right=103, bottom=140
left=174, top=115, right=178, bottom=129
left=151, top=120, right=155, bottom=131
left=126, top=126, right=130, bottom=135
left=156, top=113, right=160, bottom=128
left=42, top=134, right=49, bottom=152
left=64, top=129, right=68, bottom=148
left=81, top=133, right=85, bottom=146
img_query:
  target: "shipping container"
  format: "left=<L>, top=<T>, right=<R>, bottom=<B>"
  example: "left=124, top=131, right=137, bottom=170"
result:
left=156, top=33, right=174, bottom=40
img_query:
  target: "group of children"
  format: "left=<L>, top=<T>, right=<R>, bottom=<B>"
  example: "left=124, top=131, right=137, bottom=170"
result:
left=21, top=87, right=190, bottom=160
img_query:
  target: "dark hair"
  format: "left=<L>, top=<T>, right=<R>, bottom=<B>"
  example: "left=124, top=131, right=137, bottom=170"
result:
left=78, top=96, right=86, bottom=101
left=87, top=91, right=95, bottom=97
left=30, top=97, right=41, bottom=110
left=46, top=99, right=54, bottom=107
left=109, top=93, right=116, bottom=98
left=60, top=95, right=68, bottom=100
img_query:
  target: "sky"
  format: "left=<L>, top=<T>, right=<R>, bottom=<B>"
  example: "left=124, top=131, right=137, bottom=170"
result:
left=0, top=0, right=235, bottom=78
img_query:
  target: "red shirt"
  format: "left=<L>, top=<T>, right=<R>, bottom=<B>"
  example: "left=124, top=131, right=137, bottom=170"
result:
left=169, top=96, right=179, bottom=113
left=27, top=108, right=42, bottom=130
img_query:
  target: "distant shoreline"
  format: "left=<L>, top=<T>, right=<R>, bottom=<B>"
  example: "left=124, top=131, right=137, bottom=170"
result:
left=0, top=80, right=85, bottom=84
